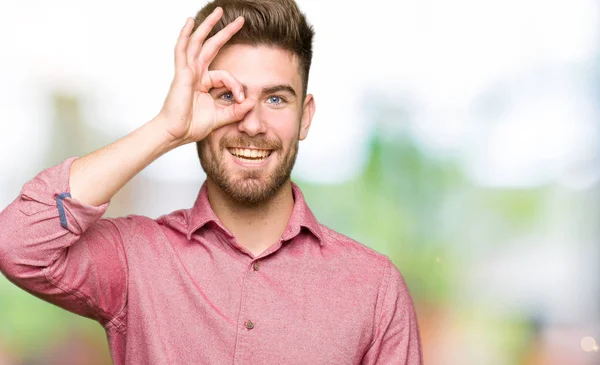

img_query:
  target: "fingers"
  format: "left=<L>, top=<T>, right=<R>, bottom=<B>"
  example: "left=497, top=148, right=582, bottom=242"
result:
left=214, top=98, right=256, bottom=129
left=207, top=70, right=245, bottom=102
left=174, top=18, right=195, bottom=71
left=197, top=16, right=244, bottom=68
left=187, top=7, right=224, bottom=67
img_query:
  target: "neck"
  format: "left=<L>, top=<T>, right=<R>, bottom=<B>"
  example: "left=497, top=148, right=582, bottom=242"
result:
left=205, top=178, right=295, bottom=257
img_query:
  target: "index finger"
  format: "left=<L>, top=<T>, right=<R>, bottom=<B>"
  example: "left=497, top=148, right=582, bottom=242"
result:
left=197, top=16, right=245, bottom=68
left=174, top=18, right=195, bottom=71
left=187, top=7, right=225, bottom=67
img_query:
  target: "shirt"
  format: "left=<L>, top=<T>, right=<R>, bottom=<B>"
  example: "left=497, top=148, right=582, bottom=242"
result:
left=0, top=157, right=423, bottom=365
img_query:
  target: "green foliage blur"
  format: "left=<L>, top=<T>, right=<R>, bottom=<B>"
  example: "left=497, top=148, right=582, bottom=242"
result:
left=0, top=94, right=592, bottom=365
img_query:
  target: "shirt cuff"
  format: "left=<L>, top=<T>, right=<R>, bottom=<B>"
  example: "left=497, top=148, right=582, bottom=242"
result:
left=19, top=157, right=109, bottom=235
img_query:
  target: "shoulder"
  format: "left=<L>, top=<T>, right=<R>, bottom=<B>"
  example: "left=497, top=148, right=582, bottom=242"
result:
left=319, top=226, right=414, bottom=308
left=317, top=224, right=415, bottom=310
left=319, top=224, right=394, bottom=277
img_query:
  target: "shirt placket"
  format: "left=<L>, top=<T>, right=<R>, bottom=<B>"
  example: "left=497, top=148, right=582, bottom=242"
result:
left=232, top=256, right=263, bottom=364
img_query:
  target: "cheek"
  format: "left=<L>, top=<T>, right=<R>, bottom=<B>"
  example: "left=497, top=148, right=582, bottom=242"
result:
left=205, top=137, right=220, bottom=152
left=205, top=129, right=230, bottom=151
left=263, top=109, right=301, bottom=141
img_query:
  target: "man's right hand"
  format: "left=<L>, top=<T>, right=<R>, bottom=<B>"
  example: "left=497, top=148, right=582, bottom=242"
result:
left=69, top=8, right=254, bottom=206
left=158, top=7, right=256, bottom=147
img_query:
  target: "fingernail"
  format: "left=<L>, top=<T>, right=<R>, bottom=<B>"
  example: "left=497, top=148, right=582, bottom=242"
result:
left=239, top=92, right=245, bottom=101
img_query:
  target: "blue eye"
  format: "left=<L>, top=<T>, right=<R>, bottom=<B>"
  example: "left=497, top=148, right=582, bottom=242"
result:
left=220, top=92, right=234, bottom=102
left=267, top=96, right=283, bottom=105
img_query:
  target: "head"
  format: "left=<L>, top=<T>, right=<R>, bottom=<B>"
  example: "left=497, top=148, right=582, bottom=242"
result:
left=194, top=0, right=316, bottom=206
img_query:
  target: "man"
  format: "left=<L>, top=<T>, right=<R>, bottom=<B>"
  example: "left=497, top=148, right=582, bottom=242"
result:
left=0, top=0, right=422, bottom=364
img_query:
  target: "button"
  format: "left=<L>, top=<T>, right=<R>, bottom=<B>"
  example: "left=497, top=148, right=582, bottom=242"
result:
left=245, top=320, right=255, bottom=330
left=253, top=262, right=260, bottom=271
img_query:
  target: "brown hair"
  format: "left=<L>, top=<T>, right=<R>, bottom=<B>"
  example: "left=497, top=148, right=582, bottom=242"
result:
left=194, top=0, right=314, bottom=95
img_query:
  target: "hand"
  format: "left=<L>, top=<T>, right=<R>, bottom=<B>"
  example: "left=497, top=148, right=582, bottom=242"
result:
left=158, top=7, right=255, bottom=146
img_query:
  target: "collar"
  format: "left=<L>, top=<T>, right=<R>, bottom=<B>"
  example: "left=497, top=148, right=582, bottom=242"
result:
left=186, top=181, right=323, bottom=245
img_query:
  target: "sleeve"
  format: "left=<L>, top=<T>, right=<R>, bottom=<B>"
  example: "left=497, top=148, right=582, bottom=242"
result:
left=361, top=259, right=423, bottom=365
left=0, top=157, right=127, bottom=331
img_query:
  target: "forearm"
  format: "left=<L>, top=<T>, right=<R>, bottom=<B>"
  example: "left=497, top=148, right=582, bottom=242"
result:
left=70, top=116, right=180, bottom=206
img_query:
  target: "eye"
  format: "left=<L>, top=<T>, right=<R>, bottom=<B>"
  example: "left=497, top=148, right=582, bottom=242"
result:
left=217, top=91, right=235, bottom=104
left=266, top=95, right=286, bottom=105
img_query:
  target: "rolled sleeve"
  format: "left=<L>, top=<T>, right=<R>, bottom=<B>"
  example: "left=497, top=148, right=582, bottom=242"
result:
left=60, top=192, right=109, bottom=234
left=0, top=157, right=127, bottom=329
left=18, top=157, right=109, bottom=233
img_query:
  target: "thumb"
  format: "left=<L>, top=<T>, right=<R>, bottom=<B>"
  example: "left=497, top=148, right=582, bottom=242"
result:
left=214, top=98, right=256, bottom=129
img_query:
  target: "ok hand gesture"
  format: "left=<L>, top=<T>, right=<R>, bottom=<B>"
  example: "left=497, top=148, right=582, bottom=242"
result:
left=159, top=7, right=255, bottom=146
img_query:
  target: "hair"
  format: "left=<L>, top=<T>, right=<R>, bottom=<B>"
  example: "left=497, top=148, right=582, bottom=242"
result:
left=193, top=0, right=314, bottom=96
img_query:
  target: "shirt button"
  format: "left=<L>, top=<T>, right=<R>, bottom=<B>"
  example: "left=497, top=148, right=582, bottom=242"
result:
left=245, top=320, right=255, bottom=330
left=253, top=262, right=260, bottom=271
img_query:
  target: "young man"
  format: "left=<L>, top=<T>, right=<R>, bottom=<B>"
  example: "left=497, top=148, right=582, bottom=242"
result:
left=0, top=0, right=422, bottom=364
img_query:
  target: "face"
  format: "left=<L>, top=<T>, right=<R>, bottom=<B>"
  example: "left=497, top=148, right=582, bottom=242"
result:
left=198, top=44, right=315, bottom=205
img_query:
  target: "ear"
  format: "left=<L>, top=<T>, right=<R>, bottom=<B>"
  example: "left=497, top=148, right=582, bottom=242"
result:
left=299, top=94, right=315, bottom=141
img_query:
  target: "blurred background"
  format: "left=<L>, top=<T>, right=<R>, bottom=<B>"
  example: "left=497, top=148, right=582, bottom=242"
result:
left=1, top=0, right=599, bottom=364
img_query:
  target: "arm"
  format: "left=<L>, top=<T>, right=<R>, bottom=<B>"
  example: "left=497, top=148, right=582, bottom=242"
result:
left=0, top=158, right=127, bottom=326
left=361, top=260, right=423, bottom=365
left=0, top=8, right=254, bottom=325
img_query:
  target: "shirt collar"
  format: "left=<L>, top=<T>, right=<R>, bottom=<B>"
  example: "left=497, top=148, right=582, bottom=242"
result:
left=186, top=182, right=323, bottom=245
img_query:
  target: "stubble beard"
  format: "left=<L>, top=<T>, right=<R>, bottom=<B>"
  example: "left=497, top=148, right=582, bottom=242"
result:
left=197, top=135, right=299, bottom=206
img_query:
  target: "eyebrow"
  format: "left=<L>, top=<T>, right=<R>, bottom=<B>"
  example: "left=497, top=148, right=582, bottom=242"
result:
left=238, top=84, right=297, bottom=98
left=261, top=84, right=297, bottom=98
left=212, top=84, right=298, bottom=98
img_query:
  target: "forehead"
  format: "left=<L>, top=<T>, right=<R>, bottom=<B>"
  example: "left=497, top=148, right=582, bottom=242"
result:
left=209, top=44, right=302, bottom=92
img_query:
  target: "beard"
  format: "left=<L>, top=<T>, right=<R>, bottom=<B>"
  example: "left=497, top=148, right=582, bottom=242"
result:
left=197, top=133, right=299, bottom=206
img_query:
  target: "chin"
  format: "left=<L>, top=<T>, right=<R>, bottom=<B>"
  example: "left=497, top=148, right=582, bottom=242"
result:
left=224, top=179, right=279, bottom=205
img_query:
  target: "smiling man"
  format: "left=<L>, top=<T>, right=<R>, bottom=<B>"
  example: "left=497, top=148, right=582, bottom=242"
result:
left=0, top=1, right=422, bottom=364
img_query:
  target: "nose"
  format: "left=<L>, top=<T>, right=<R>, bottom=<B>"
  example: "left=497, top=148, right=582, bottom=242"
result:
left=237, top=103, right=267, bottom=136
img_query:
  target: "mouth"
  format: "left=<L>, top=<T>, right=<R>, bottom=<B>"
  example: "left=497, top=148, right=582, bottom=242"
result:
left=227, top=147, right=273, bottom=164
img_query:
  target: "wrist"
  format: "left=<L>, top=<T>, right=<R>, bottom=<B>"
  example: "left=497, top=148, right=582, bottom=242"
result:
left=148, top=115, right=189, bottom=152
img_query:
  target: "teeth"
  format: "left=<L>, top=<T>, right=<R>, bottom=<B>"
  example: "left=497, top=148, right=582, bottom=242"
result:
left=236, top=156, right=264, bottom=164
left=228, top=148, right=272, bottom=161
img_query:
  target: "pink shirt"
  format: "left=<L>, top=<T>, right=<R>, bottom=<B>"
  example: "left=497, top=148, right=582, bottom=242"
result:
left=0, top=158, right=422, bottom=365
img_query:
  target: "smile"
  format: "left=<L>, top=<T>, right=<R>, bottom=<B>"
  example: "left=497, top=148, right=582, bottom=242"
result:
left=227, top=147, right=273, bottom=164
